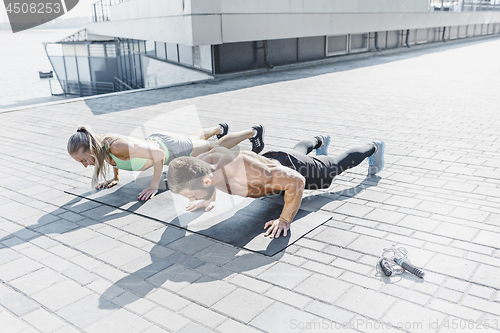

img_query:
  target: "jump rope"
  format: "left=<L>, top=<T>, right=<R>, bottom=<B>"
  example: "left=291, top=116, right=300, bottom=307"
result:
left=376, top=247, right=425, bottom=278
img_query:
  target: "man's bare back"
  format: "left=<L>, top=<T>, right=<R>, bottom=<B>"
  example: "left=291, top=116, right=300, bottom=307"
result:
left=186, top=147, right=306, bottom=238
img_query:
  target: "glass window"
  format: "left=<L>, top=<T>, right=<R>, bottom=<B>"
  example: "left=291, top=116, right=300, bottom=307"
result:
left=76, top=57, right=91, bottom=81
left=62, top=44, right=76, bottom=56
left=199, top=45, right=212, bottom=72
left=75, top=44, right=89, bottom=57
left=155, top=42, right=166, bottom=59
left=146, top=40, right=155, bottom=56
left=46, top=43, right=63, bottom=56
left=166, top=43, right=178, bottom=62
left=48, top=56, right=66, bottom=80
left=64, top=56, right=78, bottom=81
left=178, top=44, right=193, bottom=66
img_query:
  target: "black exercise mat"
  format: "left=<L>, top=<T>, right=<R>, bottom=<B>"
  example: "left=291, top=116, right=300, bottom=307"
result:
left=65, top=172, right=331, bottom=256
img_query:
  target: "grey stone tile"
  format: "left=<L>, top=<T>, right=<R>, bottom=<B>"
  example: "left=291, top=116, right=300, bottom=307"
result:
left=121, top=254, right=174, bottom=279
left=336, top=285, right=396, bottom=320
left=58, top=211, right=86, bottom=223
left=35, top=220, right=80, bottom=234
left=56, top=294, right=117, bottom=328
left=0, top=311, right=31, bottom=332
left=144, top=307, right=190, bottom=332
left=195, top=262, right=235, bottom=280
left=10, top=228, right=39, bottom=241
left=257, top=262, right=312, bottom=289
left=21, top=308, right=66, bottom=332
left=179, top=303, right=226, bottom=329
left=85, top=308, right=152, bottom=333
left=227, top=273, right=271, bottom=293
left=294, top=273, right=352, bottom=304
left=167, top=251, right=205, bottom=269
left=216, top=318, right=262, bottom=333
left=178, top=275, right=236, bottom=307
left=304, top=300, right=355, bottom=323
left=426, top=254, right=477, bottom=281
left=0, top=257, right=43, bottom=282
left=0, top=292, right=39, bottom=316
left=143, top=226, right=185, bottom=245
left=147, top=263, right=203, bottom=292
left=114, top=274, right=157, bottom=297
left=146, top=288, right=191, bottom=311
left=223, top=252, right=278, bottom=277
left=9, top=267, right=65, bottom=295
left=470, top=264, right=500, bottom=289
left=193, top=242, right=240, bottom=265
left=211, top=288, right=274, bottom=323
left=31, top=280, right=93, bottom=311
left=310, top=227, right=359, bottom=247
left=250, top=302, right=316, bottom=332
left=96, top=243, right=147, bottom=267
left=167, top=234, right=214, bottom=255
left=179, top=323, right=212, bottom=333
left=61, top=266, right=98, bottom=285
left=382, top=300, right=446, bottom=332
left=0, top=248, right=22, bottom=265
left=73, top=235, right=122, bottom=256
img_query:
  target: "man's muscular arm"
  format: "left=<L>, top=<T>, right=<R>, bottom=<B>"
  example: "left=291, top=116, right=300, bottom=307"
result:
left=264, top=167, right=305, bottom=238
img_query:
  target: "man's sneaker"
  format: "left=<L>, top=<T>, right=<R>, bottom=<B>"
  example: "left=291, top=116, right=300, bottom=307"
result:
left=368, top=140, right=385, bottom=175
left=315, top=135, right=331, bottom=156
left=216, top=123, right=229, bottom=140
left=250, top=125, right=265, bottom=154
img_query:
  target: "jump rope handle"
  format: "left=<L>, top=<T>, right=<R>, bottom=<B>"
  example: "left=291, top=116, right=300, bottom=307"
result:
left=394, top=257, right=425, bottom=278
left=379, top=259, right=393, bottom=276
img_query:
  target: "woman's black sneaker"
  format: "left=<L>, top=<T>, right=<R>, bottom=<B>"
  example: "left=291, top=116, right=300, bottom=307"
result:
left=216, top=123, right=229, bottom=139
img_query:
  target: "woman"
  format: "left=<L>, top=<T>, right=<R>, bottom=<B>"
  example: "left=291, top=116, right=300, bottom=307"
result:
left=67, top=123, right=264, bottom=201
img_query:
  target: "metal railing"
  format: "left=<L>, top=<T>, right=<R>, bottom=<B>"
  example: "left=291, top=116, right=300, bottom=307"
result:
left=429, top=0, right=500, bottom=11
left=51, top=79, right=115, bottom=97
left=92, top=0, right=130, bottom=22
left=113, top=77, right=134, bottom=91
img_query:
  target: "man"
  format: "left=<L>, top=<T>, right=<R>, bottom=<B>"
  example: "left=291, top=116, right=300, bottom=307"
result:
left=167, top=135, right=385, bottom=238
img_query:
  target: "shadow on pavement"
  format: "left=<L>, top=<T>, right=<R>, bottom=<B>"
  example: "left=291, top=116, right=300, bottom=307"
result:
left=0, top=174, right=382, bottom=311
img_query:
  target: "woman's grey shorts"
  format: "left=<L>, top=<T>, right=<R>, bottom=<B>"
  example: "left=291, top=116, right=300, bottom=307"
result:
left=146, top=132, right=193, bottom=165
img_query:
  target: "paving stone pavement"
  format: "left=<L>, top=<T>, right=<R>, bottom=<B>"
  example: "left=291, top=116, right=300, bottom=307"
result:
left=1, top=36, right=500, bottom=333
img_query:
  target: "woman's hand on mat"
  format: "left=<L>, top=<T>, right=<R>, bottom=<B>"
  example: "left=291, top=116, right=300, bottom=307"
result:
left=138, top=188, right=158, bottom=201
left=185, top=199, right=216, bottom=212
left=96, top=179, right=119, bottom=190
left=264, top=218, right=291, bottom=238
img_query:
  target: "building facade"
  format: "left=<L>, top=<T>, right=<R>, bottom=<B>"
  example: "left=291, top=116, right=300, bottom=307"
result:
left=45, top=0, right=500, bottom=96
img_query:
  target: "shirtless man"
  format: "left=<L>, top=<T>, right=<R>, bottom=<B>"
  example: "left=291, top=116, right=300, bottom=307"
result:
left=167, top=135, right=385, bottom=238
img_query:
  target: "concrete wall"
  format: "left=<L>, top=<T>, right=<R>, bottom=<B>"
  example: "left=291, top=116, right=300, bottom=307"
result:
left=110, top=0, right=429, bottom=19
left=85, top=0, right=500, bottom=46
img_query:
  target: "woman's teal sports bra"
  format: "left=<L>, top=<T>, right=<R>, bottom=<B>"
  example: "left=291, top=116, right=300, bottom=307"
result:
left=104, top=138, right=169, bottom=171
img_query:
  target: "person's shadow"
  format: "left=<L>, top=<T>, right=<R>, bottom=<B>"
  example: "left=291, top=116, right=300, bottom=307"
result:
left=96, top=174, right=379, bottom=309
left=0, top=194, right=147, bottom=249
left=0, top=174, right=380, bottom=311
left=97, top=221, right=287, bottom=309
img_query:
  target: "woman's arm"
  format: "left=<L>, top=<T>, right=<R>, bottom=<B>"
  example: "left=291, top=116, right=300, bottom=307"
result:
left=96, top=159, right=120, bottom=190
left=109, top=138, right=165, bottom=200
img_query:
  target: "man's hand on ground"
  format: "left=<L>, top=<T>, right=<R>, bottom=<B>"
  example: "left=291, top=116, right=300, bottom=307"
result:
left=137, top=188, right=158, bottom=201
left=186, top=199, right=216, bottom=212
left=264, top=218, right=291, bottom=238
